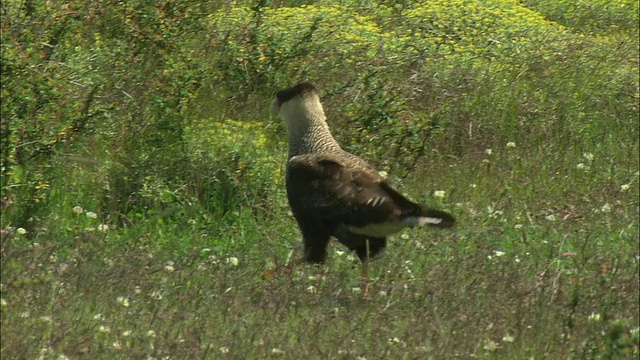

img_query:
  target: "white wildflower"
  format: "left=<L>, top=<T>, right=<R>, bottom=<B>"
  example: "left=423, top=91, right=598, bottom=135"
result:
left=122, top=330, right=132, bottom=337
left=306, top=286, right=317, bottom=294
left=147, top=330, right=156, bottom=338
left=164, top=261, right=175, bottom=272
left=620, top=184, right=631, bottom=192
left=116, top=296, right=130, bottom=307
left=38, top=348, right=53, bottom=358
left=220, top=347, right=230, bottom=354
left=600, top=203, right=612, bottom=213
left=226, top=257, right=239, bottom=266
left=433, top=190, right=446, bottom=198
left=494, top=250, right=505, bottom=257
left=588, top=312, right=601, bottom=322
left=506, top=142, right=516, bottom=148
left=483, top=339, right=499, bottom=352
left=99, top=325, right=111, bottom=333
left=387, top=337, right=401, bottom=344
left=72, top=206, right=84, bottom=214
left=16, top=228, right=27, bottom=235
left=583, top=153, right=594, bottom=161
left=502, top=334, right=515, bottom=343
left=484, top=148, right=493, bottom=155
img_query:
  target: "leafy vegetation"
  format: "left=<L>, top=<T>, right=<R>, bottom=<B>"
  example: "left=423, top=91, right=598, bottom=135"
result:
left=2, top=0, right=638, bottom=358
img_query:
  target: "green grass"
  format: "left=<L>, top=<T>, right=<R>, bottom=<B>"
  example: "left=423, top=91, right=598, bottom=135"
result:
left=3, top=146, right=637, bottom=358
left=2, top=0, right=639, bottom=358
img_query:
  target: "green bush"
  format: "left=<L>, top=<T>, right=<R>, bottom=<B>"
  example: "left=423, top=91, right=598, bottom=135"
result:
left=185, top=118, right=284, bottom=217
left=209, top=3, right=390, bottom=94
left=207, top=0, right=638, bottom=176
left=521, top=0, right=640, bottom=34
left=1, top=0, right=211, bottom=228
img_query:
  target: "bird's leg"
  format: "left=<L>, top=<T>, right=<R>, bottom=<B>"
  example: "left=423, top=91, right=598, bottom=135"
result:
left=361, top=258, right=370, bottom=297
left=262, top=229, right=331, bottom=280
left=361, top=239, right=370, bottom=297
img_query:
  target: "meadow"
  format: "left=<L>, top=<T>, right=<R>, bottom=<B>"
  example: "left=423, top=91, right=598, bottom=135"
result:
left=2, top=0, right=639, bottom=358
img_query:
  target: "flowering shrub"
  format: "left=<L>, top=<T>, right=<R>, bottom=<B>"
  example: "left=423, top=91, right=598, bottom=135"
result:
left=399, top=0, right=569, bottom=66
left=210, top=4, right=390, bottom=92
left=207, top=1, right=632, bottom=175
left=210, top=1, right=580, bottom=90
left=522, top=0, right=639, bottom=34
left=185, top=119, right=283, bottom=215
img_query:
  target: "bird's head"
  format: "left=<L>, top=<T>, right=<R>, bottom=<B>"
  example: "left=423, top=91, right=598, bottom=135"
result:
left=271, top=82, right=326, bottom=128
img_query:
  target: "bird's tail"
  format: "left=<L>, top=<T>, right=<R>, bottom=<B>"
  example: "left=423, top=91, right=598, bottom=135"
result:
left=412, top=207, right=456, bottom=228
left=381, top=182, right=456, bottom=229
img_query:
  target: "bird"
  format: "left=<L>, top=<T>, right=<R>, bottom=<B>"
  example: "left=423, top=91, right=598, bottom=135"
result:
left=270, top=82, right=455, bottom=294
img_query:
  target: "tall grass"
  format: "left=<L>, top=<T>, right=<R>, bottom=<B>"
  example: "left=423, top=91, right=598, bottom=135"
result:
left=1, top=0, right=638, bottom=358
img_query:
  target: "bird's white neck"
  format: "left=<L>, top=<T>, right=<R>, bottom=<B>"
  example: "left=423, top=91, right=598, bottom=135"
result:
left=281, top=95, right=343, bottom=159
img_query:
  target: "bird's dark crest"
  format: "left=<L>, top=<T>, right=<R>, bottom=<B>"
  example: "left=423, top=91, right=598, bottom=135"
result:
left=276, top=82, right=317, bottom=103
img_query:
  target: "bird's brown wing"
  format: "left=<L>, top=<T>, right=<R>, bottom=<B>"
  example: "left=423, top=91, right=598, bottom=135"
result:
left=286, top=154, right=420, bottom=228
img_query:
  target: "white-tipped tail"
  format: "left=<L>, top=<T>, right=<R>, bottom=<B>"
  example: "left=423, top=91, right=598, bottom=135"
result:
left=403, top=216, right=444, bottom=227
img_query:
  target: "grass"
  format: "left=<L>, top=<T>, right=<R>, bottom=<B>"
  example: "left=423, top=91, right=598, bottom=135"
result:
left=2, top=0, right=639, bottom=358
left=3, top=144, right=637, bottom=358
